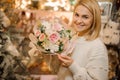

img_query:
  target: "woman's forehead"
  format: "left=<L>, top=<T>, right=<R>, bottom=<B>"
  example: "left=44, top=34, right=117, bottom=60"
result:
left=75, top=5, right=93, bottom=16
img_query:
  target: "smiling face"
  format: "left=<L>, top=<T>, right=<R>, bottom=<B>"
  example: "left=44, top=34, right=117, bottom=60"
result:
left=73, top=5, right=93, bottom=35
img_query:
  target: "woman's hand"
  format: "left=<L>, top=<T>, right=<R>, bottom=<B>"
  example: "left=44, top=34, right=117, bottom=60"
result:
left=57, top=54, right=73, bottom=68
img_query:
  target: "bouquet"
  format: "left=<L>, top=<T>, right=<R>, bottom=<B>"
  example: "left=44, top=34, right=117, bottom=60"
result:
left=28, top=17, right=75, bottom=74
left=33, top=17, right=72, bottom=54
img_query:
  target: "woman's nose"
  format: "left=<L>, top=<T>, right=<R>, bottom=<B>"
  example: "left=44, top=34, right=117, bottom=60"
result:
left=76, top=17, right=83, bottom=24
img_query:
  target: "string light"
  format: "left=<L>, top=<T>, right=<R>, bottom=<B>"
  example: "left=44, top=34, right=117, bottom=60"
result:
left=15, top=0, right=31, bottom=9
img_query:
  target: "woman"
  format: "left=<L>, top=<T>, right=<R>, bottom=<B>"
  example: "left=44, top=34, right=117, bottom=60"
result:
left=57, top=0, right=108, bottom=80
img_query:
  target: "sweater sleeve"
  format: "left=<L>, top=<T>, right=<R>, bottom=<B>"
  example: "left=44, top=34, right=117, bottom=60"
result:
left=69, top=44, right=108, bottom=80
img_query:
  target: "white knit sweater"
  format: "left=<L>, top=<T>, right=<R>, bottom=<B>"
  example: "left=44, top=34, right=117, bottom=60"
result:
left=57, top=37, right=108, bottom=80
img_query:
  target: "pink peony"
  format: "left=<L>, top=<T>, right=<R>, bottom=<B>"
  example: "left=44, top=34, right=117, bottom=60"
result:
left=49, top=33, right=60, bottom=43
left=35, top=30, right=41, bottom=37
left=39, top=33, right=46, bottom=41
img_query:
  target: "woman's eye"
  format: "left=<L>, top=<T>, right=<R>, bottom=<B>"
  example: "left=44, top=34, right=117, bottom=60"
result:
left=75, top=13, right=79, bottom=17
left=83, top=16, right=88, bottom=19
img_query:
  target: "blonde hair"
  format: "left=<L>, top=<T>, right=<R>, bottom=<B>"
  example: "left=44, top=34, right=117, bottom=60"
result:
left=73, top=0, right=101, bottom=40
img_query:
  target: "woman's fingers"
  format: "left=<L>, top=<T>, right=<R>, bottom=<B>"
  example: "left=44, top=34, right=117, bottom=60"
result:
left=58, top=54, right=69, bottom=61
left=57, top=54, right=73, bottom=67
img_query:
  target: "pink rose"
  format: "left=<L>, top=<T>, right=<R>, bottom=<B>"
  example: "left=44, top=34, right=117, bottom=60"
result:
left=39, top=33, right=46, bottom=41
left=49, top=33, right=60, bottom=43
left=53, top=23, right=63, bottom=31
left=35, top=30, right=41, bottom=37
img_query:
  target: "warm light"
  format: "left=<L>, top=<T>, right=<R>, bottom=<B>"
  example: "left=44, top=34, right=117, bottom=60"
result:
left=60, top=0, right=66, bottom=7
left=44, top=1, right=60, bottom=7
left=64, top=5, right=70, bottom=11
left=0, top=8, right=4, bottom=11
left=15, top=0, right=21, bottom=9
left=26, top=12, right=31, bottom=19
left=15, top=0, right=31, bottom=9
left=54, top=7, right=59, bottom=11
left=44, top=0, right=71, bottom=11
left=41, top=61, right=51, bottom=72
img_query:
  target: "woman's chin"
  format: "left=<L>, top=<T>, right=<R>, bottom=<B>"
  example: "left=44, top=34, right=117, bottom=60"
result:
left=75, top=28, right=84, bottom=32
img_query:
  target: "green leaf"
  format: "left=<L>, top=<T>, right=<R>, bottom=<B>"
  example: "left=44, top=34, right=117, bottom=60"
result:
left=59, top=42, right=64, bottom=52
left=37, top=41, right=42, bottom=46
left=40, top=25, right=45, bottom=33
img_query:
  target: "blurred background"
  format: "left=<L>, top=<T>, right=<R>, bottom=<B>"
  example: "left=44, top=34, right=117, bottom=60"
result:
left=0, top=0, right=119, bottom=80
